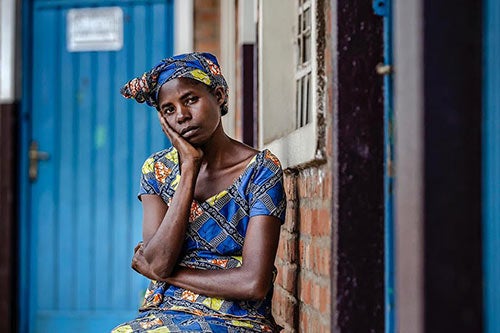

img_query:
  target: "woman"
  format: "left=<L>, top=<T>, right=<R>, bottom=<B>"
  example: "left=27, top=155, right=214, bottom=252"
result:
left=112, top=52, right=286, bottom=332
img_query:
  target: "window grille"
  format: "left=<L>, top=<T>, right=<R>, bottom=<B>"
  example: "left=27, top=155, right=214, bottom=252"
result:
left=258, top=0, right=325, bottom=168
left=296, top=0, right=312, bottom=129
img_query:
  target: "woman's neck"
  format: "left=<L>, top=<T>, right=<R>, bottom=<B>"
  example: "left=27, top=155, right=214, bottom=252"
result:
left=198, top=123, right=236, bottom=170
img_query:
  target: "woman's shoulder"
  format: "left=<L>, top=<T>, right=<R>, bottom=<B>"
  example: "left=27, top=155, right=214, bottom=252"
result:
left=230, top=140, right=281, bottom=170
left=253, top=149, right=283, bottom=172
left=239, top=149, right=283, bottom=188
left=140, top=146, right=179, bottom=176
left=152, top=146, right=178, bottom=161
left=143, top=146, right=178, bottom=165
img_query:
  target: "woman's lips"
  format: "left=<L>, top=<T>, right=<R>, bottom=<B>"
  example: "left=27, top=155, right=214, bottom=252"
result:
left=180, top=126, right=199, bottom=137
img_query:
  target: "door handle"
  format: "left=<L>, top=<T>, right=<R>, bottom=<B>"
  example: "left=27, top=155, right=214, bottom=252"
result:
left=29, top=141, right=50, bottom=182
left=376, top=63, right=394, bottom=75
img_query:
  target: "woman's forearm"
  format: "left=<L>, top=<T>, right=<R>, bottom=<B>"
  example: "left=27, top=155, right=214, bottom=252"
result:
left=165, top=215, right=282, bottom=301
left=138, top=167, right=198, bottom=279
left=166, top=266, right=273, bottom=301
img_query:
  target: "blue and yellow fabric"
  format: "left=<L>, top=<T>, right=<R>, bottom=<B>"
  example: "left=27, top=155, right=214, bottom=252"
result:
left=120, top=52, right=229, bottom=115
left=111, top=148, right=286, bottom=332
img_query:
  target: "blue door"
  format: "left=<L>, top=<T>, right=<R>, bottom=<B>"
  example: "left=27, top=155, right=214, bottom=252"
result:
left=20, top=1, right=173, bottom=332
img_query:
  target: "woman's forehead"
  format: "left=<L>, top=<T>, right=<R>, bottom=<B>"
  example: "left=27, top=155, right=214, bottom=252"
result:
left=158, top=78, right=209, bottom=100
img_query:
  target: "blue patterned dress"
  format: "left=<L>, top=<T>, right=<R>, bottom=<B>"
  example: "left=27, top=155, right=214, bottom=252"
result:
left=112, top=148, right=286, bottom=333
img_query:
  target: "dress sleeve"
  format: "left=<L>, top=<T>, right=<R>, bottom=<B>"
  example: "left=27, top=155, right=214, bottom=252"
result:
left=249, top=151, right=286, bottom=223
left=138, top=156, right=161, bottom=199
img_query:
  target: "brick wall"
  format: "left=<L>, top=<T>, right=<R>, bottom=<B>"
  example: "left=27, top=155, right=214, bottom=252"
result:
left=273, top=166, right=333, bottom=332
left=193, top=0, right=221, bottom=57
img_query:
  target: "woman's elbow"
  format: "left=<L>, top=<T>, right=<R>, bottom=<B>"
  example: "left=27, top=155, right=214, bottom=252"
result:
left=149, top=262, right=174, bottom=281
left=244, top=276, right=272, bottom=301
left=131, top=254, right=172, bottom=281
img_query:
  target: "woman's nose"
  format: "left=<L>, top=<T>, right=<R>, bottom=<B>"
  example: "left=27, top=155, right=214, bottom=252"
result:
left=176, top=105, right=191, bottom=122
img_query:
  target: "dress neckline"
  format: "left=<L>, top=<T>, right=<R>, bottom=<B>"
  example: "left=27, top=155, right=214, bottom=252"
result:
left=170, top=148, right=266, bottom=205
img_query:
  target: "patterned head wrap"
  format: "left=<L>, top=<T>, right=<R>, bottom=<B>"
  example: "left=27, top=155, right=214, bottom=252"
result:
left=120, top=52, right=228, bottom=115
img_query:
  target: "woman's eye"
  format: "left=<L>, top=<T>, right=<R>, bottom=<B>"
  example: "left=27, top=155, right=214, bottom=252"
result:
left=186, top=96, right=199, bottom=105
left=163, top=107, right=175, bottom=114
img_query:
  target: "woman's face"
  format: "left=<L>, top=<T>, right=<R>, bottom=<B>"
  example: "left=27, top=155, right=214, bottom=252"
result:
left=157, top=78, right=224, bottom=146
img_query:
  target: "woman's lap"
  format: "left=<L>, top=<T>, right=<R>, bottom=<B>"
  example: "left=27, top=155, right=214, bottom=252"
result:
left=111, top=310, right=266, bottom=333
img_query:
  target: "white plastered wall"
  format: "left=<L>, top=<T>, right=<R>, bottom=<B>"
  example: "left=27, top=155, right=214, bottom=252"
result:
left=0, top=0, right=18, bottom=103
left=174, top=0, right=193, bottom=55
left=394, top=0, right=425, bottom=332
left=220, top=0, right=236, bottom=139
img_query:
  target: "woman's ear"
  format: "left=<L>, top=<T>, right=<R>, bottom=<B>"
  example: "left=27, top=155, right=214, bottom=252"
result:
left=214, top=86, right=226, bottom=106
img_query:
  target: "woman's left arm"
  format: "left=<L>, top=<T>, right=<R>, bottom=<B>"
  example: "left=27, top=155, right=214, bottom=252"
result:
left=165, top=214, right=281, bottom=301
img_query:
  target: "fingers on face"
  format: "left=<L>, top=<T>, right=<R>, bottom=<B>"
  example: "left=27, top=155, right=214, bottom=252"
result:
left=158, top=113, right=183, bottom=146
left=157, top=113, right=172, bottom=134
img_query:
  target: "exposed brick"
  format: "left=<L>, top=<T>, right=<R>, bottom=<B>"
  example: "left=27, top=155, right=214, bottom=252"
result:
left=278, top=263, right=297, bottom=294
left=297, top=168, right=326, bottom=199
left=303, top=309, right=331, bottom=333
left=298, top=274, right=312, bottom=306
left=284, top=173, right=297, bottom=201
left=296, top=176, right=307, bottom=199
left=310, top=239, right=331, bottom=277
left=276, top=235, right=286, bottom=262
left=311, top=280, right=321, bottom=311
left=277, top=230, right=298, bottom=263
left=298, top=206, right=313, bottom=236
left=272, top=286, right=297, bottom=330
left=193, top=0, right=220, bottom=56
left=195, top=26, right=218, bottom=40
left=298, top=238, right=311, bottom=270
left=319, top=284, right=331, bottom=314
left=194, top=0, right=218, bottom=8
left=299, top=307, right=309, bottom=332
left=284, top=202, right=298, bottom=233
left=311, top=315, right=322, bottom=333
left=321, top=170, right=333, bottom=199
left=311, top=207, right=331, bottom=237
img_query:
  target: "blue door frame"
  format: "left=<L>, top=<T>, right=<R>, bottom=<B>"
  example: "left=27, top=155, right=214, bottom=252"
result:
left=483, top=0, right=500, bottom=331
left=373, top=0, right=395, bottom=332
left=19, top=0, right=173, bottom=331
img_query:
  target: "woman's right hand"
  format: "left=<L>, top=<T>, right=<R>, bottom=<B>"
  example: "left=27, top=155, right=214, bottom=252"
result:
left=157, top=112, right=203, bottom=172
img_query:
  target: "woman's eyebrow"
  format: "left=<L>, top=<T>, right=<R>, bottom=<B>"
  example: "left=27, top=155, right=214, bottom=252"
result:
left=179, top=91, right=195, bottom=100
left=159, top=90, right=197, bottom=109
left=159, top=101, right=172, bottom=109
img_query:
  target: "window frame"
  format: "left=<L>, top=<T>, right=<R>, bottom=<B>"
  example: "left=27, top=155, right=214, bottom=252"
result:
left=258, top=0, right=326, bottom=169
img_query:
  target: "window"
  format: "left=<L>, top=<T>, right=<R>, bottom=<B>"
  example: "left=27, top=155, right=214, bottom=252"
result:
left=258, top=0, right=325, bottom=168
left=296, top=0, right=312, bottom=129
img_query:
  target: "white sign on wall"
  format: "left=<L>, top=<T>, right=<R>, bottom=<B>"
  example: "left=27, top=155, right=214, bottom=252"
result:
left=67, top=7, right=123, bottom=52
